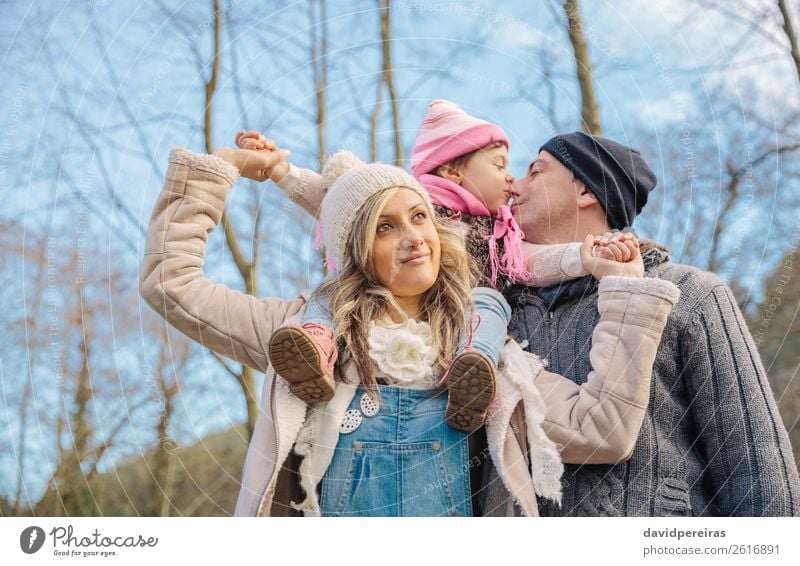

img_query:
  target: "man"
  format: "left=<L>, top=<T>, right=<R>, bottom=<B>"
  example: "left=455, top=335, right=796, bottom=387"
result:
left=501, top=131, right=799, bottom=516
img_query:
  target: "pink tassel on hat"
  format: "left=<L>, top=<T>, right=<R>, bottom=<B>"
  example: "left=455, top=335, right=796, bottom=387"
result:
left=314, top=221, right=324, bottom=250
left=313, top=220, right=338, bottom=272
left=324, top=253, right=338, bottom=273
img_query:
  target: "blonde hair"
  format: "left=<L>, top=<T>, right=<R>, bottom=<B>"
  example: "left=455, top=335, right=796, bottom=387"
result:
left=315, top=186, right=478, bottom=394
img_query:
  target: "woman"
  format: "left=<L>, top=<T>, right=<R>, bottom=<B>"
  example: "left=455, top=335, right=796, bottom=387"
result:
left=139, top=145, right=680, bottom=517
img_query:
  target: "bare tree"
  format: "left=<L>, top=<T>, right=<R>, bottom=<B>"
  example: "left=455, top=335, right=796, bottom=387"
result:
left=777, top=0, right=800, bottom=84
left=202, top=0, right=260, bottom=438
left=149, top=325, right=191, bottom=517
left=34, top=279, right=147, bottom=516
left=695, top=0, right=800, bottom=89
left=310, top=0, right=329, bottom=169
left=561, top=0, right=602, bottom=135
left=370, top=0, right=403, bottom=165
left=635, top=86, right=800, bottom=310
left=751, top=246, right=800, bottom=470
left=11, top=230, right=49, bottom=515
left=707, top=141, right=800, bottom=276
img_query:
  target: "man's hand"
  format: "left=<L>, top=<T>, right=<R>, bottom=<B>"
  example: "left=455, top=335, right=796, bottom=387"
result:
left=213, top=146, right=290, bottom=183
left=580, top=232, right=644, bottom=279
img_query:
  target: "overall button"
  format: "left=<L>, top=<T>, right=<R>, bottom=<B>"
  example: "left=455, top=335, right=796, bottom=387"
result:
left=360, top=393, right=380, bottom=417
left=432, top=442, right=441, bottom=451
left=340, top=409, right=363, bottom=434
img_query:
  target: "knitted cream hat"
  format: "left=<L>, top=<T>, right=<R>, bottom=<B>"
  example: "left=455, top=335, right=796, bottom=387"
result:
left=319, top=151, right=434, bottom=270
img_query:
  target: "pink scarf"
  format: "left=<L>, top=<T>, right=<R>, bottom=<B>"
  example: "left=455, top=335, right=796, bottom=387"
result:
left=419, top=174, right=530, bottom=285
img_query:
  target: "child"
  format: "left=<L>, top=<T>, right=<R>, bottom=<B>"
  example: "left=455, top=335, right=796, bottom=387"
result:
left=235, top=100, right=629, bottom=433
left=409, top=100, right=591, bottom=291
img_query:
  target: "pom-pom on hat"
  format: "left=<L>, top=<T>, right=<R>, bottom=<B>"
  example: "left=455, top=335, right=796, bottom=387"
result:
left=410, top=99, right=510, bottom=178
left=319, top=151, right=433, bottom=270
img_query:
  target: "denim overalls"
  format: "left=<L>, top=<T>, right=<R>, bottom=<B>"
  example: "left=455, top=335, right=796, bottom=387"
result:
left=320, top=384, right=473, bottom=517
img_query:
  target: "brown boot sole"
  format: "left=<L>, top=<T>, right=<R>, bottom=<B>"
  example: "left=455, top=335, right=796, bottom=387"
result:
left=445, top=351, right=496, bottom=433
left=268, top=326, right=336, bottom=405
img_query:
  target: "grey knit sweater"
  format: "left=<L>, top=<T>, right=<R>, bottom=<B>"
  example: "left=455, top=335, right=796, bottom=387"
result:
left=490, top=244, right=800, bottom=516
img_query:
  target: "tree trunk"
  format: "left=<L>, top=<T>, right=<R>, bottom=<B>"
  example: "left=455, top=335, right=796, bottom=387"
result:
left=13, top=232, right=50, bottom=515
left=203, top=0, right=258, bottom=439
left=562, top=0, right=602, bottom=135
left=379, top=0, right=403, bottom=166
left=204, top=0, right=221, bottom=154
left=777, top=0, right=800, bottom=86
left=35, top=290, right=96, bottom=516
left=371, top=0, right=403, bottom=165
left=370, top=81, right=382, bottom=163
left=311, top=0, right=330, bottom=274
left=151, top=336, right=181, bottom=516
left=311, top=0, right=328, bottom=169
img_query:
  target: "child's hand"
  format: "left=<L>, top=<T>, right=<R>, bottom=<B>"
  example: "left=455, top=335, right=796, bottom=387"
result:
left=592, top=232, right=640, bottom=263
left=214, top=146, right=290, bottom=183
left=235, top=130, right=277, bottom=152
left=234, top=130, right=289, bottom=182
left=580, top=232, right=643, bottom=280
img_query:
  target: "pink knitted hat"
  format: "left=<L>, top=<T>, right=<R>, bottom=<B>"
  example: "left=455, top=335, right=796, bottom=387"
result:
left=410, top=99, right=510, bottom=178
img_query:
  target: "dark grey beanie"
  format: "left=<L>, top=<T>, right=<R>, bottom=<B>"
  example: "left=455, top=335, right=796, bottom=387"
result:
left=539, top=131, right=657, bottom=230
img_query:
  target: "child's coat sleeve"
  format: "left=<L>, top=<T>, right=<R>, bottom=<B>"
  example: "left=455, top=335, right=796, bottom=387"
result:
left=275, top=163, right=326, bottom=218
left=521, top=241, right=586, bottom=287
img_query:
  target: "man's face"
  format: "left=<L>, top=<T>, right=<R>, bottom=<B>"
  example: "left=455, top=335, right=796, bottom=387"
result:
left=510, top=150, right=579, bottom=244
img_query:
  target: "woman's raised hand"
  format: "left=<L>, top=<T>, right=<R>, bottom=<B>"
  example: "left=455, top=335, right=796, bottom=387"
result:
left=213, top=146, right=290, bottom=183
left=580, top=231, right=644, bottom=279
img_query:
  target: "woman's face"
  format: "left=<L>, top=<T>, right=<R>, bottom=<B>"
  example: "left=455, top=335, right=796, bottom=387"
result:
left=371, top=188, right=441, bottom=305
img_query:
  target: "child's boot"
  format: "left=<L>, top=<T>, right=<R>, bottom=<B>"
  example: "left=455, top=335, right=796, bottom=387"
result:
left=268, top=322, right=338, bottom=404
left=444, top=314, right=497, bottom=433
